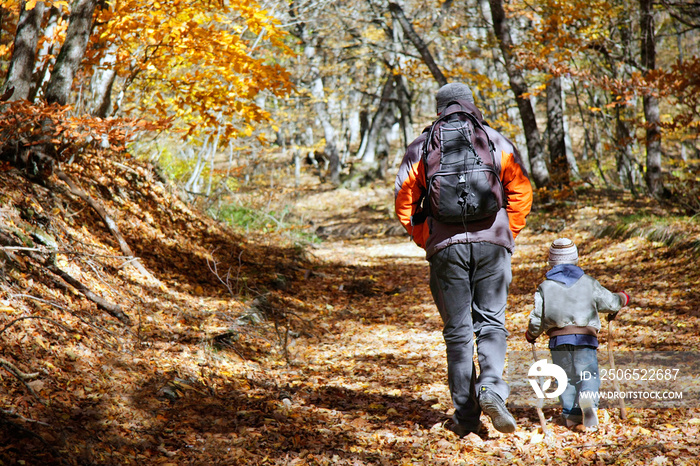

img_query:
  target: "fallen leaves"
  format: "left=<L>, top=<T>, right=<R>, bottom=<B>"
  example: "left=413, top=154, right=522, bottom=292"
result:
left=1, top=153, right=700, bottom=465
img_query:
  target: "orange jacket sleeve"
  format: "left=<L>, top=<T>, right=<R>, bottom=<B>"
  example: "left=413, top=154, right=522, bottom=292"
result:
left=499, top=148, right=533, bottom=238
left=394, top=134, right=429, bottom=249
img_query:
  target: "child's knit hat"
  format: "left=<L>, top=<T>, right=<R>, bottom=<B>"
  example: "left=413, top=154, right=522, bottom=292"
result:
left=549, top=238, right=578, bottom=266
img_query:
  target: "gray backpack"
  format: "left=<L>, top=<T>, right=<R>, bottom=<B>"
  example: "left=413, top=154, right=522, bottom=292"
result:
left=413, top=102, right=505, bottom=226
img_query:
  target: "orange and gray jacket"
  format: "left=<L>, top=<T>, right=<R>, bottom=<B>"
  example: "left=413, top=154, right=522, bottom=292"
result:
left=394, top=101, right=533, bottom=259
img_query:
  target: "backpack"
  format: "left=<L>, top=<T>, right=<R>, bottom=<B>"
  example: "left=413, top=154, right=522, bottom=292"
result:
left=413, top=102, right=505, bottom=226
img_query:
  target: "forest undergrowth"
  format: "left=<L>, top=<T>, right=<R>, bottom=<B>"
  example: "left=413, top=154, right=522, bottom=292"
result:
left=1, top=149, right=699, bottom=465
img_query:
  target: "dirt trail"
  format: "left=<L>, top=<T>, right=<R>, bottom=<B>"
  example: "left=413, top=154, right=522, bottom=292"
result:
left=2, top=158, right=699, bottom=464
left=280, top=183, right=700, bottom=464
left=266, top=221, right=700, bottom=465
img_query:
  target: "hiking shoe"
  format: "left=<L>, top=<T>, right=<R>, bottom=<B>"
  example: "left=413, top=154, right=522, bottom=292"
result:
left=579, top=396, right=598, bottom=429
left=478, top=387, right=517, bottom=433
left=447, top=420, right=487, bottom=439
left=564, top=417, right=582, bottom=428
left=561, top=413, right=583, bottom=427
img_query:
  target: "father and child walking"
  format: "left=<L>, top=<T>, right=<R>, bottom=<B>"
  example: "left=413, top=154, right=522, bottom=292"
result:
left=395, top=82, right=629, bottom=437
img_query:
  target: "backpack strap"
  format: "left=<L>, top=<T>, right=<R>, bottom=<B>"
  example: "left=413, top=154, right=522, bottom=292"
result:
left=436, top=100, right=499, bottom=172
left=416, top=102, right=481, bottom=225
left=414, top=100, right=511, bottom=226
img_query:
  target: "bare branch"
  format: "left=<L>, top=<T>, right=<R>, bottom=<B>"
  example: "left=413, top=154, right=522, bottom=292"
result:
left=54, top=169, right=159, bottom=284
left=12, top=294, right=121, bottom=346
left=46, top=259, right=132, bottom=326
left=0, top=359, right=39, bottom=380
left=1, top=409, right=51, bottom=427
left=387, top=2, right=447, bottom=86
left=0, top=315, right=72, bottom=336
left=0, top=359, right=46, bottom=405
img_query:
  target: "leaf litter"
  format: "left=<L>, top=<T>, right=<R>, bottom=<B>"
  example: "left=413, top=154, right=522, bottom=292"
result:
left=0, top=150, right=699, bottom=465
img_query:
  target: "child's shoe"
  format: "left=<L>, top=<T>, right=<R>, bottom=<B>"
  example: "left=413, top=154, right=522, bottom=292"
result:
left=579, top=395, right=598, bottom=429
left=561, top=413, right=582, bottom=427
left=565, top=418, right=580, bottom=428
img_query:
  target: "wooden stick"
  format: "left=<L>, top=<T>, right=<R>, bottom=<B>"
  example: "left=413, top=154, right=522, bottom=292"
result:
left=0, top=359, right=46, bottom=405
left=47, top=260, right=132, bottom=325
left=607, top=319, right=627, bottom=420
left=531, top=343, right=551, bottom=435
left=55, top=169, right=158, bottom=284
left=0, top=315, right=71, bottom=336
left=1, top=229, right=131, bottom=326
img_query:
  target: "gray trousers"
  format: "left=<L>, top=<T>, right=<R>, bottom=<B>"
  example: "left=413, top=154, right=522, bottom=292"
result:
left=428, top=242, right=512, bottom=429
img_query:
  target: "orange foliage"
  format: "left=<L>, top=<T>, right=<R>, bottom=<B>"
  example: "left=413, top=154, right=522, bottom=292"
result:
left=89, top=0, right=294, bottom=141
left=0, top=100, right=169, bottom=159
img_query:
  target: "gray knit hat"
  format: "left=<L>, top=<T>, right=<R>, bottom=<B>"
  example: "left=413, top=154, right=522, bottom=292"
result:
left=436, top=82, right=474, bottom=114
left=548, top=238, right=579, bottom=266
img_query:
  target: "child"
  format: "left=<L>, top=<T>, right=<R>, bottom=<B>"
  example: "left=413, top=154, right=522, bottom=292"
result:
left=525, top=238, right=629, bottom=428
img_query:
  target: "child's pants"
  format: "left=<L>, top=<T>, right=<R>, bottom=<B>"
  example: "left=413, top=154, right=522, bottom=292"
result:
left=550, top=344, right=600, bottom=422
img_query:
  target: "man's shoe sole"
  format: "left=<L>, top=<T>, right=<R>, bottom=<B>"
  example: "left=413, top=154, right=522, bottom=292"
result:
left=479, top=390, right=517, bottom=433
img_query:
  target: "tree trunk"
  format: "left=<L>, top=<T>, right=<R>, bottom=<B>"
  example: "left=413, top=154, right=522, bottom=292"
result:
left=393, top=73, right=414, bottom=162
left=28, top=6, right=62, bottom=102
left=89, top=43, right=118, bottom=117
left=546, top=76, right=570, bottom=188
left=357, top=74, right=394, bottom=165
left=488, top=0, right=550, bottom=188
left=640, top=0, right=662, bottom=197
left=206, top=129, right=221, bottom=197
left=591, top=111, right=611, bottom=187
left=614, top=0, right=642, bottom=195
left=388, top=2, right=448, bottom=87
left=293, top=143, right=302, bottom=188
left=45, top=0, right=98, bottom=105
left=185, top=136, right=210, bottom=195
left=309, top=63, right=340, bottom=185
left=3, top=1, right=46, bottom=101
left=615, top=106, right=639, bottom=196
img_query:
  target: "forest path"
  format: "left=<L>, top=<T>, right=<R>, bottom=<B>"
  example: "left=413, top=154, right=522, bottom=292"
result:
left=270, top=183, right=700, bottom=465
left=2, top=162, right=700, bottom=465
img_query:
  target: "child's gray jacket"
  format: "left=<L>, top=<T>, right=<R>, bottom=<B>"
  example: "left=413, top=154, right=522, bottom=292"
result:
left=527, top=265, right=625, bottom=339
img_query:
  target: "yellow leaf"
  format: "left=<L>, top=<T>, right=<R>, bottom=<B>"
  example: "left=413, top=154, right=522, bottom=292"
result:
left=36, top=337, right=48, bottom=350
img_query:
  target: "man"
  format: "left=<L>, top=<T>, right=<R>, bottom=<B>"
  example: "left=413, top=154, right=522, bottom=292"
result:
left=394, top=82, right=533, bottom=437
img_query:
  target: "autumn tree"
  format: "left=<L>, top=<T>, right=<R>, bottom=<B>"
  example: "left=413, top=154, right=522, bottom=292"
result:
left=278, top=0, right=414, bottom=186
left=2, top=0, right=699, bottom=213
left=488, top=0, right=550, bottom=188
left=270, top=0, right=542, bottom=188
left=495, top=0, right=699, bottom=207
left=546, top=75, right=570, bottom=188
left=1, top=0, right=293, bottom=175
left=640, top=0, right=662, bottom=197
left=2, top=0, right=46, bottom=101
left=388, top=2, right=447, bottom=87
left=44, top=0, right=97, bottom=105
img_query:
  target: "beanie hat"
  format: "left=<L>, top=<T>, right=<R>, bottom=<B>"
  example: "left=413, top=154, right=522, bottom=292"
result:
left=548, top=238, right=578, bottom=266
left=436, top=82, right=474, bottom=115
